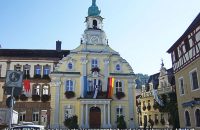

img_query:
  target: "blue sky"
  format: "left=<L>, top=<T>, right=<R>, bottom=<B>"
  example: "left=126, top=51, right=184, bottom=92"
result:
left=0, top=0, right=200, bottom=75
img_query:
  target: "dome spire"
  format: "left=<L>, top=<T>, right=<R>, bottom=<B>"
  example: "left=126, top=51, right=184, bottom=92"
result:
left=88, top=0, right=101, bottom=16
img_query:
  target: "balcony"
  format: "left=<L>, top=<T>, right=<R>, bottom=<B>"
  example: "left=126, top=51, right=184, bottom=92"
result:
left=141, top=91, right=153, bottom=98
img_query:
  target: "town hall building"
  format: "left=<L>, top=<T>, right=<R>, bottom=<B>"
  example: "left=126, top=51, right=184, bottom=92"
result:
left=50, top=0, right=138, bottom=128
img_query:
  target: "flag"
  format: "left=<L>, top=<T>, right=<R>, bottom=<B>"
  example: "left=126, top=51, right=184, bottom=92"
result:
left=107, top=77, right=114, bottom=98
left=83, top=76, right=88, bottom=97
left=24, top=80, right=30, bottom=92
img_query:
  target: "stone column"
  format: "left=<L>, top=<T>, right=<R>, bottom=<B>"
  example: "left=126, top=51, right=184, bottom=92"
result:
left=85, top=104, right=89, bottom=128
left=53, top=80, right=61, bottom=128
left=103, top=104, right=106, bottom=127
left=107, top=103, right=111, bottom=127
left=80, top=57, right=88, bottom=97
left=104, top=59, right=110, bottom=91
left=128, top=79, right=136, bottom=128
left=81, top=104, right=84, bottom=128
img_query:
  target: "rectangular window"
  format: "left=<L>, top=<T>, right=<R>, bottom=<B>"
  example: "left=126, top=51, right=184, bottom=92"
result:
left=34, top=65, right=41, bottom=76
left=174, top=49, right=179, bottom=62
left=185, top=38, right=190, bottom=52
left=14, top=65, right=21, bottom=71
left=116, top=81, right=122, bottom=93
left=190, top=69, right=199, bottom=90
left=65, top=105, right=72, bottom=119
left=41, top=110, right=47, bottom=123
left=91, top=59, right=98, bottom=68
left=32, top=112, right=39, bottom=122
left=19, top=111, right=26, bottom=122
left=116, top=106, right=123, bottom=119
left=23, top=65, right=30, bottom=79
left=43, top=65, right=50, bottom=75
left=66, top=80, right=73, bottom=91
left=179, top=77, right=185, bottom=95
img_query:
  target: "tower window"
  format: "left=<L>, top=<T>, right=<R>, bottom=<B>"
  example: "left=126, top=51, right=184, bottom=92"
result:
left=93, top=20, right=97, bottom=29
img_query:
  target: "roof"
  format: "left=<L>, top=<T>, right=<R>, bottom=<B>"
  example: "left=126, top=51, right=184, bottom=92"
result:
left=167, top=12, right=200, bottom=53
left=0, top=49, right=70, bottom=59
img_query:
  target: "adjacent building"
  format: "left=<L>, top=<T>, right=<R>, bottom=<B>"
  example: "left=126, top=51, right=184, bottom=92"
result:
left=0, top=41, right=69, bottom=127
left=140, top=62, right=178, bottom=128
left=167, top=13, right=200, bottom=129
left=50, top=0, right=137, bottom=128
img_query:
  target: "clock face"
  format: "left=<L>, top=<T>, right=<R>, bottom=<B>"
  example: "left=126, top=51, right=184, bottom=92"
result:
left=9, top=72, right=20, bottom=82
left=90, top=36, right=99, bottom=44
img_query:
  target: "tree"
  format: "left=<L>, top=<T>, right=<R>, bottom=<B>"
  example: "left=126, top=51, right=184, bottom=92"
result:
left=117, top=115, right=127, bottom=129
left=63, top=115, right=79, bottom=129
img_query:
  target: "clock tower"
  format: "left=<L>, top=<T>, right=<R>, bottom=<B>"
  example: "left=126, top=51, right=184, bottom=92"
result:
left=82, top=0, right=107, bottom=45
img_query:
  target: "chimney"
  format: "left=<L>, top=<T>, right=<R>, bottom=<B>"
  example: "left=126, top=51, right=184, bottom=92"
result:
left=56, top=40, right=62, bottom=52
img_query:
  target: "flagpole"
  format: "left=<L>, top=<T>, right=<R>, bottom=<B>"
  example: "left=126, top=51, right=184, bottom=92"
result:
left=9, top=86, right=15, bottom=129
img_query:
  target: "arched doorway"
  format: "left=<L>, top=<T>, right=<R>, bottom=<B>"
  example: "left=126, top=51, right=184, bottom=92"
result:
left=89, top=106, right=101, bottom=128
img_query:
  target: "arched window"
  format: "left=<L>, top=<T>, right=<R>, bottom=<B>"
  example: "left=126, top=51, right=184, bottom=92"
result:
left=195, top=109, right=200, bottom=127
left=66, top=80, right=73, bottom=91
left=93, top=20, right=97, bottom=29
left=116, top=81, right=122, bottom=93
left=185, top=110, right=191, bottom=127
left=42, top=85, right=49, bottom=95
left=32, top=84, right=40, bottom=95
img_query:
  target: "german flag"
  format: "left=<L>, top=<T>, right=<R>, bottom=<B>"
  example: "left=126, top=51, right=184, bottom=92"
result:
left=107, top=77, right=114, bottom=98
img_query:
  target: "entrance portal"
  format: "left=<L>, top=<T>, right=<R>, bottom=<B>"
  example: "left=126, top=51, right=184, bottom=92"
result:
left=89, top=107, right=101, bottom=128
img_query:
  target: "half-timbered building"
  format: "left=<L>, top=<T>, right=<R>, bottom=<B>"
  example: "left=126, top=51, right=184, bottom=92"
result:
left=167, top=13, right=200, bottom=129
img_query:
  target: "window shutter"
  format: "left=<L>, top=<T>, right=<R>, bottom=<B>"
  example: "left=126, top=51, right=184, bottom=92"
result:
left=71, top=105, right=74, bottom=116
left=122, top=80, right=125, bottom=92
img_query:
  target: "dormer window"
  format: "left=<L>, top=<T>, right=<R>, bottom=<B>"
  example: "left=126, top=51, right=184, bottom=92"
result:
left=116, top=64, right=121, bottom=71
left=91, top=59, right=98, bottom=68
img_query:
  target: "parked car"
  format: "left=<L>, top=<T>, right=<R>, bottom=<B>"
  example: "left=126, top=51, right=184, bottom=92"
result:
left=11, top=125, right=45, bottom=130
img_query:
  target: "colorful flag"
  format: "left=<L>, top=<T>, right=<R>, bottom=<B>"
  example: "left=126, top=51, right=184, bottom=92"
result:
left=23, top=80, right=30, bottom=92
left=107, top=77, right=114, bottom=98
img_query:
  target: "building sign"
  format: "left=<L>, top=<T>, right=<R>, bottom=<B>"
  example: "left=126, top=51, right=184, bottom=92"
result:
left=5, top=70, right=23, bottom=95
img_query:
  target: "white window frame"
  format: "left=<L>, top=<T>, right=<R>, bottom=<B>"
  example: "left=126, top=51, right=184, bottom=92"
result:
left=91, top=59, right=98, bottom=68
left=64, top=105, right=72, bottom=119
left=65, top=80, right=74, bottom=91
left=19, top=111, right=26, bottom=122
left=41, top=110, right=47, bottom=123
left=178, top=77, right=185, bottom=95
left=42, top=85, right=49, bottom=95
left=189, top=68, right=199, bottom=91
left=116, top=80, right=122, bottom=93
left=116, top=105, right=123, bottom=120
left=32, top=111, right=39, bottom=122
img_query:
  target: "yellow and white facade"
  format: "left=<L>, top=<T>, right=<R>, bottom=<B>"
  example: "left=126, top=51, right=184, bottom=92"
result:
left=50, top=0, right=137, bottom=128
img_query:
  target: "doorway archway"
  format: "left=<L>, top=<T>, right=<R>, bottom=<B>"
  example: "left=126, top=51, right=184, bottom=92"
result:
left=89, top=106, right=101, bottom=128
